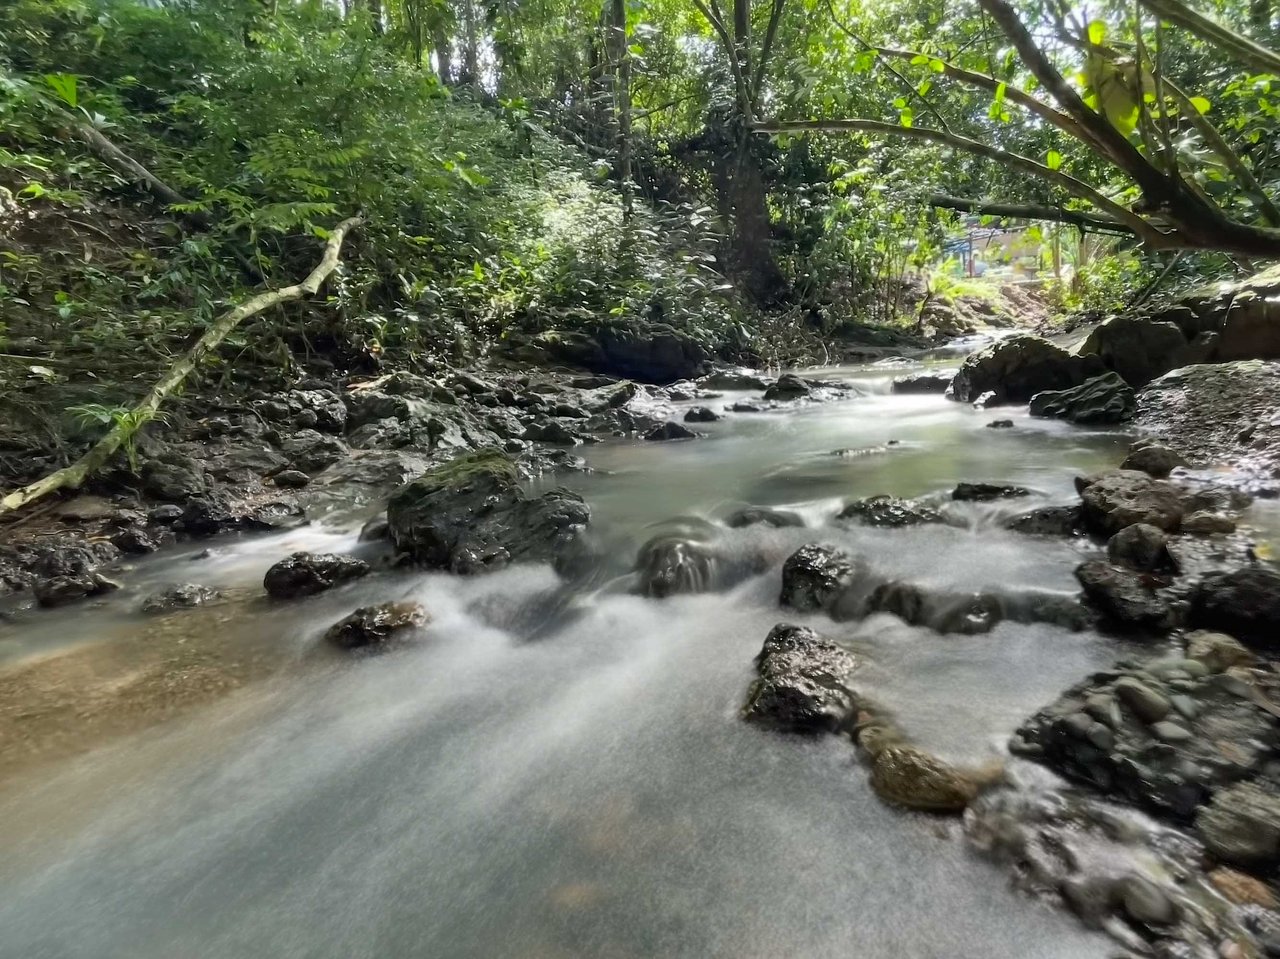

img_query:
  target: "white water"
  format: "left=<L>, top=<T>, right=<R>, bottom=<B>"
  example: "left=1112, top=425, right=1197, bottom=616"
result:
left=0, top=366, right=1163, bottom=958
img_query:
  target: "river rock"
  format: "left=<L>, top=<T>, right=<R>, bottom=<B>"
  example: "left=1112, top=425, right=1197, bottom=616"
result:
left=1075, top=560, right=1173, bottom=632
left=386, top=450, right=589, bottom=574
left=1186, top=630, right=1256, bottom=672
left=1028, top=372, right=1136, bottom=425
left=1014, top=664, right=1277, bottom=818
left=683, top=406, right=721, bottom=423
left=264, top=551, right=370, bottom=599
left=700, top=370, right=772, bottom=391
left=780, top=544, right=862, bottom=613
left=644, top=421, right=697, bottom=441
left=1005, top=504, right=1085, bottom=536
left=1196, top=781, right=1280, bottom=868
left=33, top=571, right=121, bottom=608
left=324, top=601, right=429, bottom=650
left=1079, top=470, right=1186, bottom=534
left=949, top=334, right=1103, bottom=405
left=1079, top=316, right=1196, bottom=387
left=1121, top=443, right=1187, bottom=478
left=1107, top=523, right=1172, bottom=572
left=891, top=371, right=954, bottom=394
left=528, top=322, right=708, bottom=383
left=952, top=482, right=1032, bottom=501
left=141, top=452, right=207, bottom=502
left=635, top=536, right=720, bottom=597
left=986, top=419, right=1014, bottom=429
left=1136, top=360, right=1280, bottom=485
left=1189, top=567, right=1280, bottom=648
left=111, top=526, right=158, bottom=554
left=725, top=506, right=805, bottom=528
left=279, top=430, right=349, bottom=474
left=836, top=495, right=942, bottom=527
left=286, top=388, right=347, bottom=434
left=1208, top=868, right=1278, bottom=908
left=762, top=373, right=811, bottom=400
left=140, top=583, right=221, bottom=613
left=742, top=624, right=859, bottom=733
left=272, top=469, right=311, bottom=488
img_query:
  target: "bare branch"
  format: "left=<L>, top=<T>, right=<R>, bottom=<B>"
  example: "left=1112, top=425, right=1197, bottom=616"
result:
left=1138, top=0, right=1280, bottom=74
left=928, top=194, right=1135, bottom=233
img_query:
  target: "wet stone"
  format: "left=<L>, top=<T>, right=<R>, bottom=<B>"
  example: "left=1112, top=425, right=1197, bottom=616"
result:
left=742, top=623, right=859, bottom=733
left=325, top=601, right=429, bottom=650
left=263, top=552, right=370, bottom=599
left=140, top=583, right=221, bottom=614
left=779, top=544, right=862, bottom=614
left=836, top=495, right=942, bottom=528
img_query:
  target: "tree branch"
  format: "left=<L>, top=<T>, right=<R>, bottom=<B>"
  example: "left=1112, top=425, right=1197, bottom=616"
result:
left=927, top=194, right=1134, bottom=233
left=752, top=0, right=787, bottom=103
left=754, top=117, right=1167, bottom=242
left=1138, top=0, right=1280, bottom=74
left=0, top=217, right=363, bottom=516
left=691, top=0, right=754, bottom=119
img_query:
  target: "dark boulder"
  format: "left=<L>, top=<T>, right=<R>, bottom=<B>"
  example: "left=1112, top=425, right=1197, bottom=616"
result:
left=534, top=323, right=708, bottom=384
left=683, top=406, right=721, bottom=423
left=33, top=571, right=120, bottom=608
left=1078, top=471, right=1185, bottom=535
left=700, top=370, right=772, bottom=391
left=141, top=453, right=207, bottom=502
left=1107, top=523, right=1172, bottom=572
left=763, top=373, right=811, bottom=400
left=742, top=624, right=860, bottom=733
left=324, top=601, right=429, bottom=650
left=279, top=430, right=349, bottom=474
left=263, top=551, right=370, bottom=599
left=780, top=544, right=863, bottom=613
left=837, top=495, right=942, bottom=527
left=952, top=482, right=1032, bottom=502
left=1004, top=505, right=1085, bottom=537
left=891, top=371, right=954, bottom=394
left=644, top=421, right=697, bottom=441
left=635, top=536, right=718, bottom=598
left=1120, top=443, right=1187, bottom=478
left=949, top=334, right=1103, bottom=405
left=1028, top=372, right=1136, bottom=425
left=140, top=583, right=221, bottom=613
left=386, top=450, right=589, bottom=574
left=1074, top=560, right=1173, bottom=632
left=111, top=526, right=158, bottom=554
left=1190, top=567, right=1280, bottom=648
left=1078, top=316, right=1197, bottom=387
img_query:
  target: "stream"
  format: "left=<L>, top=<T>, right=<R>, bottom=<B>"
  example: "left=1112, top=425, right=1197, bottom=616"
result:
left=0, top=362, right=1185, bottom=959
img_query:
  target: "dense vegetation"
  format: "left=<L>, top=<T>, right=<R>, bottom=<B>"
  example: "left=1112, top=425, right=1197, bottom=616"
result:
left=2, top=0, right=1280, bottom=486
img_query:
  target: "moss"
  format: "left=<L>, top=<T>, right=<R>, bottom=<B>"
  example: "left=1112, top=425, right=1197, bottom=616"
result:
left=408, top=448, right=519, bottom=494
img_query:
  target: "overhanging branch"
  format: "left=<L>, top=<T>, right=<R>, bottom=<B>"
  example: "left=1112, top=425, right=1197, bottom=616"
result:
left=754, top=117, right=1166, bottom=243
left=927, top=195, right=1134, bottom=233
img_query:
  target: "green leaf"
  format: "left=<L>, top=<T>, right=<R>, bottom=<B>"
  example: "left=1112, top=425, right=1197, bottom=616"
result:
left=929, top=58, right=945, bottom=73
left=910, top=54, right=929, bottom=66
left=1046, top=150, right=1063, bottom=170
left=1189, top=96, right=1211, bottom=114
left=42, top=73, right=78, bottom=108
left=1087, top=19, right=1106, bottom=45
left=899, top=107, right=914, bottom=128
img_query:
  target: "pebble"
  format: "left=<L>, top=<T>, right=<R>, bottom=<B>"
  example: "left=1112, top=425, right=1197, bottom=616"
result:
left=1119, top=873, right=1177, bottom=926
left=1115, top=677, right=1172, bottom=724
left=1170, top=695, right=1201, bottom=721
left=1151, top=720, right=1194, bottom=743
left=1209, top=867, right=1278, bottom=908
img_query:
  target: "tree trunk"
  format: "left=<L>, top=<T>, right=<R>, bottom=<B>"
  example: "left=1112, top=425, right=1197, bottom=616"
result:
left=366, top=0, right=384, bottom=34
left=709, top=125, right=788, bottom=306
left=609, top=0, right=632, bottom=216
left=0, top=217, right=362, bottom=516
left=461, top=0, right=480, bottom=88
left=433, top=24, right=452, bottom=83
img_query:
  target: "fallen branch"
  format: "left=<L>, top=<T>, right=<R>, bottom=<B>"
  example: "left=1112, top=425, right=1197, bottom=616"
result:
left=0, top=216, right=362, bottom=516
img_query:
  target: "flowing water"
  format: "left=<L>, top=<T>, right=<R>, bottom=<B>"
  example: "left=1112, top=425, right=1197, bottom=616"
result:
left=2, top=362, right=1243, bottom=959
